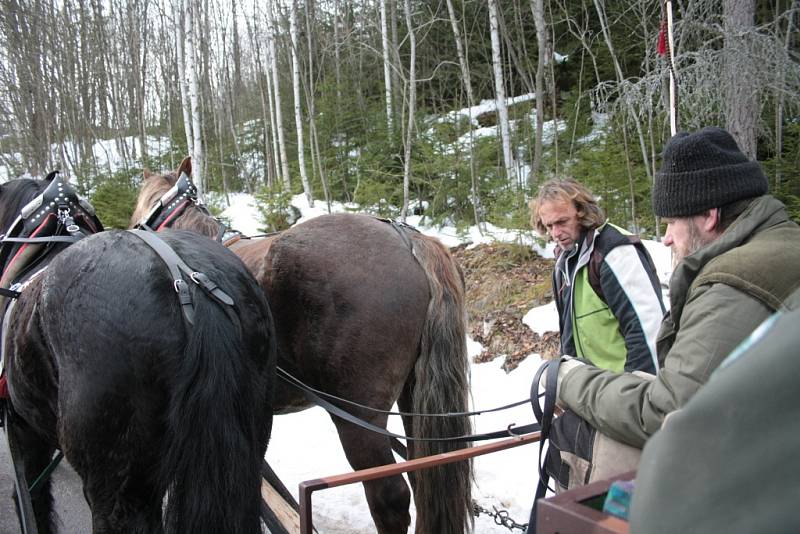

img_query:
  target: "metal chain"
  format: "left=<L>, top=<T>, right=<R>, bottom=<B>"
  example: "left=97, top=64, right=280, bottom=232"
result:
left=473, top=501, right=528, bottom=532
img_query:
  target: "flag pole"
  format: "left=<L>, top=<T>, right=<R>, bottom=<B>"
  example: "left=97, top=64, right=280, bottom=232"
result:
left=666, top=0, right=678, bottom=135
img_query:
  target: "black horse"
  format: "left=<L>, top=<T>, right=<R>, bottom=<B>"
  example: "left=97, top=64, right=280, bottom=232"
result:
left=0, top=177, right=276, bottom=533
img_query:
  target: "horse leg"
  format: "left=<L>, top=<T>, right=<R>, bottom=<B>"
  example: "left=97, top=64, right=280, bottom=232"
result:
left=332, top=417, right=411, bottom=534
left=73, top=449, right=164, bottom=534
left=7, top=413, right=57, bottom=534
left=63, top=402, right=164, bottom=534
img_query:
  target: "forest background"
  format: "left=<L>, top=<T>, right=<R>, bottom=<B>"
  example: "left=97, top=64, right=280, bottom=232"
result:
left=0, top=0, right=798, bottom=235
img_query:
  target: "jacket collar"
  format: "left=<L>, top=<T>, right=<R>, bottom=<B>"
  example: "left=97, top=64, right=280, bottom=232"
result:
left=668, top=195, right=788, bottom=317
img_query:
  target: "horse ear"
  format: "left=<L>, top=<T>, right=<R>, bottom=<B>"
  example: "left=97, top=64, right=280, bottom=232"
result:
left=178, top=157, right=192, bottom=178
left=143, top=169, right=154, bottom=180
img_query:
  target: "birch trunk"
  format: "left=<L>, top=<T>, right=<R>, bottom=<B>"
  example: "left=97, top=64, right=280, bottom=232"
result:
left=267, top=0, right=292, bottom=191
left=380, top=0, right=393, bottom=132
left=488, top=0, right=516, bottom=183
left=530, top=0, right=546, bottom=185
left=176, top=0, right=193, bottom=157
left=400, top=0, right=416, bottom=221
left=185, top=0, right=204, bottom=196
left=290, top=0, right=313, bottom=206
left=445, top=0, right=482, bottom=228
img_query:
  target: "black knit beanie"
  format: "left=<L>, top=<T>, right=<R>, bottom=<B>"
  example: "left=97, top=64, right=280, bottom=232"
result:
left=652, top=127, right=768, bottom=217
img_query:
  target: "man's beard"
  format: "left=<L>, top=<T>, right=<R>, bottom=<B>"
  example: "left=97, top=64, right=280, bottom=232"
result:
left=671, top=221, right=714, bottom=270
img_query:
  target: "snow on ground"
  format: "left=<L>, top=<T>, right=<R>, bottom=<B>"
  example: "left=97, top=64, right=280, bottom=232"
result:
left=224, top=193, right=674, bottom=533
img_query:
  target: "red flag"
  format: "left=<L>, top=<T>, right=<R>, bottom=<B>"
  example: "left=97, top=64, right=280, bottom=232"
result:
left=657, top=19, right=668, bottom=56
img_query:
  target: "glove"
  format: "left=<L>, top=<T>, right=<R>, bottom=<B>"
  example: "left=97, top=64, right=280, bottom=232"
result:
left=555, top=357, right=585, bottom=405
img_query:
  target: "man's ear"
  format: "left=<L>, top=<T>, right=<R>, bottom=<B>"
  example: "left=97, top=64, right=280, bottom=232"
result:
left=700, top=208, right=721, bottom=233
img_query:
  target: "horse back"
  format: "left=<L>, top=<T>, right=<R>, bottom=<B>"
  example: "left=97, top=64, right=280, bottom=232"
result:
left=244, top=214, right=430, bottom=410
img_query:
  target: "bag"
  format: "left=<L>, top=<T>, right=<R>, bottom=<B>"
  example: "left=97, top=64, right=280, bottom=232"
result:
left=545, top=410, right=641, bottom=493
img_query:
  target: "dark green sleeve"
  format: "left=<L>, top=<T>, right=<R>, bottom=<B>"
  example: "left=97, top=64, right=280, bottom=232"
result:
left=558, top=283, right=773, bottom=448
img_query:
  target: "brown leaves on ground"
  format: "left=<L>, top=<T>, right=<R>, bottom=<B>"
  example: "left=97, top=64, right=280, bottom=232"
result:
left=451, top=242, right=561, bottom=371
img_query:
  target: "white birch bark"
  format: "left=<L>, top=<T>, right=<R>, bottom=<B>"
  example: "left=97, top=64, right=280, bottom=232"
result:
left=400, top=0, right=416, bottom=221
left=267, top=0, right=292, bottom=191
left=290, top=0, right=313, bottom=206
left=261, top=13, right=283, bottom=189
left=380, top=0, right=393, bottom=132
left=176, top=0, right=193, bottom=158
left=445, top=0, right=482, bottom=228
left=488, top=0, right=516, bottom=183
left=185, top=0, right=204, bottom=196
left=530, top=0, right=547, bottom=185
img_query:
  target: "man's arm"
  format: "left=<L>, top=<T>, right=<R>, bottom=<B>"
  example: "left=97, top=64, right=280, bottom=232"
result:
left=558, top=283, right=772, bottom=448
left=599, top=244, right=665, bottom=373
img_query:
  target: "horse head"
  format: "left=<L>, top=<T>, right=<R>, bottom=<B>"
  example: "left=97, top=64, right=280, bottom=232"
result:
left=131, top=157, right=222, bottom=240
left=0, top=175, right=102, bottom=287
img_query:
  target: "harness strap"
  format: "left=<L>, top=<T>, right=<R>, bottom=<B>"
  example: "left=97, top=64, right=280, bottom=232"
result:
left=0, top=287, right=20, bottom=299
left=127, top=230, right=234, bottom=325
left=3, top=409, right=39, bottom=534
left=1, top=236, right=82, bottom=244
left=527, top=358, right=561, bottom=533
left=299, top=377, right=541, bottom=452
left=278, top=365, right=533, bottom=418
left=376, top=217, right=419, bottom=253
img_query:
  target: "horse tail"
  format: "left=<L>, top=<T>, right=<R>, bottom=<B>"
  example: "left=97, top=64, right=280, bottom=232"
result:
left=161, top=277, right=273, bottom=534
left=408, top=232, right=473, bottom=534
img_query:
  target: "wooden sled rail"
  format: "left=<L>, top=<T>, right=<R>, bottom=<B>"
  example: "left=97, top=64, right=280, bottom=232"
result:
left=298, top=431, right=542, bottom=534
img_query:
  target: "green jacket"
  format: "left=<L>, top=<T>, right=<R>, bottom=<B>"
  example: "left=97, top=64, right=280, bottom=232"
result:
left=559, top=195, right=800, bottom=448
left=553, top=222, right=664, bottom=373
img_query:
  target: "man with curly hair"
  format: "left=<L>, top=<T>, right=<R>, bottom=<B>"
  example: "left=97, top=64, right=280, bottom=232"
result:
left=530, top=179, right=665, bottom=373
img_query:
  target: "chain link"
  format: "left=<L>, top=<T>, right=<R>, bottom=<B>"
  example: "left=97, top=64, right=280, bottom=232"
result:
left=473, top=501, right=528, bottom=532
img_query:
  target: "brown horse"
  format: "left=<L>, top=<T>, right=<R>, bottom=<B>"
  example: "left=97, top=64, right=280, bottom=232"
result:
left=131, top=158, right=473, bottom=534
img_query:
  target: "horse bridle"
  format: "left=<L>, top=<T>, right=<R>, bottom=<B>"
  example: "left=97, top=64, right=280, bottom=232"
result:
left=135, top=172, right=240, bottom=244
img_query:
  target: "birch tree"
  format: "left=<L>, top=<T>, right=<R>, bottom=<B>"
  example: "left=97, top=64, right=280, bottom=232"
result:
left=400, top=0, right=416, bottom=221
left=185, top=0, right=204, bottom=196
left=488, top=0, right=516, bottom=183
left=380, top=0, right=393, bottom=132
left=176, top=0, right=193, bottom=158
left=290, top=0, right=313, bottom=206
left=530, top=0, right=547, bottom=185
left=267, top=0, right=292, bottom=191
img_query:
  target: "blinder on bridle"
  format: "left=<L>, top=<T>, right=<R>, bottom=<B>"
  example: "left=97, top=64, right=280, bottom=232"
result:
left=135, top=171, right=237, bottom=243
left=137, top=171, right=206, bottom=231
left=0, top=171, right=103, bottom=287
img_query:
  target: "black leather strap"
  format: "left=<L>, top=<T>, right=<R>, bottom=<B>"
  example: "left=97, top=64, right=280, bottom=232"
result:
left=527, top=358, right=561, bottom=533
left=1, top=236, right=82, bottom=244
left=299, top=379, right=540, bottom=453
left=127, top=230, right=234, bottom=325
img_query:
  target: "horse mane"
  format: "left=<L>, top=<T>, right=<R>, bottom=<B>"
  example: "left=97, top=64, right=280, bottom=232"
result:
left=130, top=171, right=220, bottom=240
left=0, top=179, right=46, bottom=232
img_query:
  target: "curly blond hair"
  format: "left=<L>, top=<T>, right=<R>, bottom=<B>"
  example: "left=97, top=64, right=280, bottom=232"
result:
left=529, top=178, right=605, bottom=237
